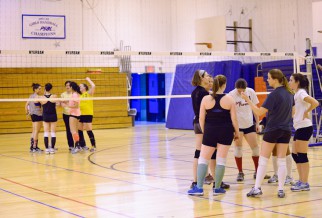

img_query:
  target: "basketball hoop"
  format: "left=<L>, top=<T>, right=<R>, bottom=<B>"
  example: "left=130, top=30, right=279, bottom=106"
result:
left=195, top=43, right=213, bottom=49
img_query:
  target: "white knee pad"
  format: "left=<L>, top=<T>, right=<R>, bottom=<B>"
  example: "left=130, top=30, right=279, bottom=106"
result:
left=51, top=132, right=56, bottom=137
left=44, top=132, right=49, bottom=137
left=234, top=146, right=243, bottom=158
left=258, top=156, right=269, bottom=166
left=198, top=156, right=209, bottom=165
left=251, top=146, right=259, bottom=157
left=216, top=157, right=227, bottom=166
left=277, top=158, right=286, bottom=167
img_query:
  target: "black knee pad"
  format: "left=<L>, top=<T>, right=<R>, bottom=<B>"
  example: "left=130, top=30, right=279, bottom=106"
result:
left=297, top=153, right=308, bottom=163
left=211, top=149, right=217, bottom=160
left=291, top=153, right=299, bottom=163
left=194, top=150, right=200, bottom=158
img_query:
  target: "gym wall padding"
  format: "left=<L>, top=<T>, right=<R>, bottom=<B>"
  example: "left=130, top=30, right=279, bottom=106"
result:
left=166, top=60, right=242, bottom=130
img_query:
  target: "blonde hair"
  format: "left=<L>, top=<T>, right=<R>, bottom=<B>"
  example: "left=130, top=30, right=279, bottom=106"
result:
left=211, top=74, right=226, bottom=98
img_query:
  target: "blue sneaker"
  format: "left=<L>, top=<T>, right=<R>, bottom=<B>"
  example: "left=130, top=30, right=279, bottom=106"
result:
left=187, top=186, right=204, bottom=196
left=291, top=182, right=310, bottom=192
left=213, top=187, right=226, bottom=195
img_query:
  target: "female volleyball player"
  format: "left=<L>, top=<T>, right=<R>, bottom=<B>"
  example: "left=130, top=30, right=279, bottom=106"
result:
left=39, top=83, right=58, bottom=154
left=60, top=81, right=74, bottom=151
left=243, top=69, right=294, bottom=198
left=79, top=77, right=96, bottom=152
left=61, top=81, right=82, bottom=154
left=188, top=75, right=239, bottom=196
left=229, top=79, right=270, bottom=182
left=25, top=83, right=43, bottom=152
left=190, top=69, right=210, bottom=189
left=289, top=73, right=319, bottom=192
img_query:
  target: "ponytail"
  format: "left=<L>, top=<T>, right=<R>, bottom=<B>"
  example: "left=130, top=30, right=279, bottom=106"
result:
left=211, top=77, right=219, bottom=98
left=282, top=76, right=293, bottom=94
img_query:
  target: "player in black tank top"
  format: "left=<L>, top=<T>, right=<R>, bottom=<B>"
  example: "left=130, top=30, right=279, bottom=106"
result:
left=40, top=83, right=58, bottom=154
left=188, top=75, right=239, bottom=196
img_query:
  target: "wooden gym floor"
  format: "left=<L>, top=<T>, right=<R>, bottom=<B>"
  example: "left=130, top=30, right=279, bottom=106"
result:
left=0, top=123, right=321, bottom=217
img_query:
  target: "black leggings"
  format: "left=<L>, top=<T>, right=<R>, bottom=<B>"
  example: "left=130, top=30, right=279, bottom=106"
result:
left=63, top=114, right=74, bottom=148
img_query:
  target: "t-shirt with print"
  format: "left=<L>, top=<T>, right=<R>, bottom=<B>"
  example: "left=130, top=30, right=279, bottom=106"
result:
left=229, top=87, right=259, bottom=129
left=261, top=86, right=294, bottom=132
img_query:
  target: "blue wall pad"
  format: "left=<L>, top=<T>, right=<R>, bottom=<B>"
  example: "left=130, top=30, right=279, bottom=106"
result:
left=166, top=61, right=242, bottom=129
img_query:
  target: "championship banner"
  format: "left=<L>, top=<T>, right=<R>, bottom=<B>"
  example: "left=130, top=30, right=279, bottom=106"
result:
left=22, top=14, right=66, bottom=39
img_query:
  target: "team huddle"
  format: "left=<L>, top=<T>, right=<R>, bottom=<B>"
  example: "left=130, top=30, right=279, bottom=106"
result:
left=188, top=69, right=319, bottom=198
left=25, top=77, right=97, bottom=154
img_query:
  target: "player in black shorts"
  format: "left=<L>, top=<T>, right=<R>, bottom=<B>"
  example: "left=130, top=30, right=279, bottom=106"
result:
left=40, top=83, right=58, bottom=154
left=289, top=73, right=319, bottom=192
left=188, top=75, right=239, bottom=196
left=243, top=69, right=294, bottom=198
left=25, top=83, right=43, bottom=152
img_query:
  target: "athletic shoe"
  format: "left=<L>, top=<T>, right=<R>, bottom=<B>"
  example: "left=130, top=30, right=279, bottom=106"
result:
left=81, top=146, right=89, bottom=151
left=45, top=149, right=50, bottom=154
left=35, top=147, right=43, bottom=152
left=69, top=147, right=73, bottom=152
left=190, top=182, right=197, bottom=189
left=291, top=180, right=301, bottom=188
left=236, top=172, right=244, bottom=182
left=247, top=187, right=263, bottom=197
left=268, top=174, right=278, bottom=183
left=187, top=186, right=204, bottom=196
left=213, top=187, right=226, bottom=195
left=291, top=182, right=310, bottom=192
left=285, top=176, right=293, bottom=185
left=213, top=182, right=230, bottom=189
left=90, top=146, right=96, bottom=152
left=30, top=148, right=37, bottom=153
left=277, top=190, right=285, bottom=198
left=204, top=174, right=214, bottom=185
left=49, top=148, right=55, bottom=154
left=253, top=172, right=271, bottom=179
left=71, top=147, right=80, bottom=154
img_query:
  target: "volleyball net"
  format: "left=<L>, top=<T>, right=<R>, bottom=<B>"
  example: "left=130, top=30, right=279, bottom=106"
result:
left=0, top=49, right=302, bottom=133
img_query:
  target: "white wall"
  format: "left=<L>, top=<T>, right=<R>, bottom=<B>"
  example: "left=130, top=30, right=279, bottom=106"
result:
left=0, top=0, right=314, bottom=55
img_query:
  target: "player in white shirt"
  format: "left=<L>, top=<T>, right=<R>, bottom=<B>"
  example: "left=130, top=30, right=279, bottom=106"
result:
left=288, top=73, right=319, bottom=192
left=229, top=79, right=270, bottom=181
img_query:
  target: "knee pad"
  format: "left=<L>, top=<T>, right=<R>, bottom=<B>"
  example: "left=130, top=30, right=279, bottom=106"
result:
left=258, top=156, right=269, bottom=166
left=297, top=153, right=309, bottom=163
left=216, top=157, right=227, bottom=166
left=194, top=150, right=200, bottom=158
left=198, top=156, right=209, bottom=165
left=51, top=132, right=56, bottom=137
left=277, top=158, right=286, bottom=167
left=234, top=146, right=243, bottom=158
left=211, top=149, right=217, bottom=160
left=44, top=132, right=49, bottom=137
left=251, top=146, right=259, bottom=157
left=291, top=153, right=299, bottom=163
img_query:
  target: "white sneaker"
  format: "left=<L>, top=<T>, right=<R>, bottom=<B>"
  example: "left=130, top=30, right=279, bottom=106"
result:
left=49, top=148, right=55, bottom=154
left=268, top=174, right=278, bottom=183
left=71, top=147, right=80, bottom=154
left=285, top=176, right=293, bottom=185
left=246, top=187, right=263, bottom=197
left=45, top=149, right=50, bottom=154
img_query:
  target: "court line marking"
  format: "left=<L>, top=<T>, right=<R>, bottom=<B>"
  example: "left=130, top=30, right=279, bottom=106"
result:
left=0, top=187, right=85, bottom=218
left=0, top=131, right=319, bottom=217
left=0, top=177, right=134, bottom=218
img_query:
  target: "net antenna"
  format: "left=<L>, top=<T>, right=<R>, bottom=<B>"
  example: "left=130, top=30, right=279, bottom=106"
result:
left=305, top=38, right=322, bottom=145
left=195, top=16, right=227, bottom=51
